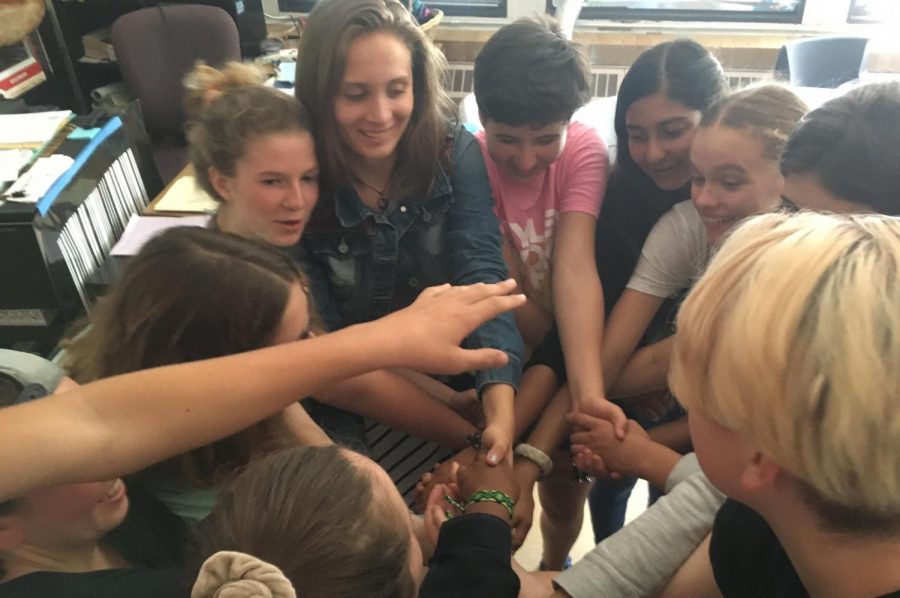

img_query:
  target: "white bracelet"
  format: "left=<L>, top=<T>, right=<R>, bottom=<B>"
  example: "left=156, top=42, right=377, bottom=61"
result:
left=514, top=443, right=554, bottom=478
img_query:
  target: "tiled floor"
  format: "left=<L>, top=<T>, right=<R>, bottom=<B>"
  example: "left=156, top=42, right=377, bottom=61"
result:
left=515, top=479, right=650, bottom=570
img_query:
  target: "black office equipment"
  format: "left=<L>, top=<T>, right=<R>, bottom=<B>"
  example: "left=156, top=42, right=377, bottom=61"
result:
left=0, top=107, right=162, bottom=355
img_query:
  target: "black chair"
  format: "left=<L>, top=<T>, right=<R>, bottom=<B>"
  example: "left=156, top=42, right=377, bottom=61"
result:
left=774, top=36, right=869, bottom=88
left=112, top=5, right=241, bottom=183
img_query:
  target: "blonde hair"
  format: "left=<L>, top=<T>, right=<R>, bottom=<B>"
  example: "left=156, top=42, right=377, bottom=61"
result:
left=671, top=211, right=900, bottom=533
left=184, top=62, right=314, bottom=201
left=700, top=83, right=808, bottom=163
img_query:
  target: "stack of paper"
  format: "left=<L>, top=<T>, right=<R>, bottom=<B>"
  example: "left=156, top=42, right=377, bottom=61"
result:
left=82, top=28, right=116, bottom=63
left=111, top=214, right=212, bottom=256
left=0, top=111, right=73, bottom=149
left=153, top=175, right=219, bottom=213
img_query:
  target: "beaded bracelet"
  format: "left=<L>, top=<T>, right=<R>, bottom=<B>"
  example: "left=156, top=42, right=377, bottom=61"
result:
left=444, top=489, right=516, bottom=520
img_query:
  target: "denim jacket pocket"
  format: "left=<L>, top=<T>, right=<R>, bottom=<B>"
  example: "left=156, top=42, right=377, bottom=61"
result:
left=303, top=232, right=371, bottom=320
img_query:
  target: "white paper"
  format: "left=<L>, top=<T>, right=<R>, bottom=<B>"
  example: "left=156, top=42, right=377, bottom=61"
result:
left=0, top=111, right=72, bottom=148
left=5, top=154, right=74, bottom=203
left=0, top=149, right=33, bottom=183
left=111, top=214, right=212, bottom=256
left=153, top=175, right=219, bottom=213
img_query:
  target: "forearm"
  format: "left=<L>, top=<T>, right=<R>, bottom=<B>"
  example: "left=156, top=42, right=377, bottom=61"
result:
left=554, top=264, right=605, bottom=408
left=391, top=367, right=458, bottom=402
left=648, top=416, right=692, bottom=452
left=317, top=369, right=478, bottom=450
left=515, top=298, right=555, bottom=351
left=515, top=386, right=573, bottom=488
left=280, top=402, right=333, bottom=447
left=483, top=383, right=515, bottom=454
left=631, top=440, right=683, bottom=491
left=513, top=365, right=561, bottom=439
left=609, top=337, right=673, bottom=399
left=0, top=320, right=404, bottom=500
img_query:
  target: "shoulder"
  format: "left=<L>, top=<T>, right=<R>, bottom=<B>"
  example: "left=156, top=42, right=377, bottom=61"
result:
left=0, top=569, right=182, bottom=598
left=566, top=121, right=606, bottom=151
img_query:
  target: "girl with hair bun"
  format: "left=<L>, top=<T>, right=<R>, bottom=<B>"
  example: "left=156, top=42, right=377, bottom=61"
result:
left=182, top=62, right=492, bottom=471
left=183, top=62, right=319, bottom=248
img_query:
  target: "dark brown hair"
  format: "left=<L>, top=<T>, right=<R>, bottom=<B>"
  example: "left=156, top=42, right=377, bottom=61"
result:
left=192, top=446, right=416, bottom=598
left=615, top=39, right=728, bottom=180
left=63, top=227, right=308, bottom=486
left=781, top=81, right=900, bottom=215
left=296, top=0, right=456, bottom=200
left=475, top=15, right=590, bottom=126
left=184, top=62, right=315, bottom=202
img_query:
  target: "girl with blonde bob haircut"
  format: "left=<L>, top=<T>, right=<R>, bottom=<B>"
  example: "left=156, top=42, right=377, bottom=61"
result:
left=665, top=211, right=900, bottom=597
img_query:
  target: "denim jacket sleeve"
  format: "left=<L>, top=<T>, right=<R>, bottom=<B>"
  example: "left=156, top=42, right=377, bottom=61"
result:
left=448, top=124, right=524, bottom=390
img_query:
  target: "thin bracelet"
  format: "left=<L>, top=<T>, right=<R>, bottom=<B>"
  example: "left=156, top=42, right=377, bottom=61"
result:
left=514, top=443, right=554, bottom=478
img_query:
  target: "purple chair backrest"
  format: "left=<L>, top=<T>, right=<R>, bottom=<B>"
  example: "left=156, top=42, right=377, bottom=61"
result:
left=112, top=4, right=240, bottom=139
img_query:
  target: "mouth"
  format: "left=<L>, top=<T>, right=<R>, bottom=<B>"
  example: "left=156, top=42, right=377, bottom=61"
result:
left=648, top=163, right=682, bottom=177
left=700, top=215, right=738, bottom=228
left=99, top=479, right=126, bottom=504
left=276, top=218, right=304, bottom=231
left=359, top=127, right=395, bottom=142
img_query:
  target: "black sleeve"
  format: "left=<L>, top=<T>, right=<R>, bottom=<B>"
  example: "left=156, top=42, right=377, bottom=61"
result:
left=710, top=499, right=807, bottom=598
left=419, top=513, right=519, bottom=598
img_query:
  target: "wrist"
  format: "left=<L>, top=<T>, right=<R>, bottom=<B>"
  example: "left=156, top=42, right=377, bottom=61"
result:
left=464, top=501, right=511, bottom=523
left=513, top=443, right=553, bottom=479
left=513, top=458, right=542, bottom=487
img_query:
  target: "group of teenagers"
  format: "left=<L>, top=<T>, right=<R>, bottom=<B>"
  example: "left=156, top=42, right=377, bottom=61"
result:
left=1, top=0, right=899, bottom=596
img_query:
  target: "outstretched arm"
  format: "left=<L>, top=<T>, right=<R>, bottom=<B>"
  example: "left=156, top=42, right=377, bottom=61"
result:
left=0, top=281, right=524, bottom=500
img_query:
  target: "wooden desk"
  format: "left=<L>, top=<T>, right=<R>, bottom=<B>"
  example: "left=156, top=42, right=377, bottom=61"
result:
left=143, top=164, right=218, bottom=216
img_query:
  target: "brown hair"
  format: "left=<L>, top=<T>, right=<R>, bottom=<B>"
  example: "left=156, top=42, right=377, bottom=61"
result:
left=192, top=446, right=417, bottom=598
left=63, top=227, right=308, bottom=487
left=184, top=62, right=315, bottom=202
left=296, top=0, right=456, bottom=200
left=700, top=83, right=808, bottom=163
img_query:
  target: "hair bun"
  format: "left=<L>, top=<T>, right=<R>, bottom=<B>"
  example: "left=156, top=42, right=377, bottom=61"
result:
left=192, top=551, right=297, bottom=598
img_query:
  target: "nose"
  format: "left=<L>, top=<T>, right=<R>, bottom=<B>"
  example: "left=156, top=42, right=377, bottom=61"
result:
left=646, top=136, right=667, bottom=165
left=284, top=181, right=309, bottom=210
left=367, top=93, right=391, bottom=125
left=692, top=182, right=718, bottom=211
left=515, top=147, right=538, bottom=174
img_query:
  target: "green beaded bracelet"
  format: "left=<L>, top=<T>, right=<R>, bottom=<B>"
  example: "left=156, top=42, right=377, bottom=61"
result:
left=464, top=489, right=516, bottom=520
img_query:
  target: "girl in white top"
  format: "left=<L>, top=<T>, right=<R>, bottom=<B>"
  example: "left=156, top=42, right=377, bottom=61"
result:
left=600, top=84, right=808, bottom=408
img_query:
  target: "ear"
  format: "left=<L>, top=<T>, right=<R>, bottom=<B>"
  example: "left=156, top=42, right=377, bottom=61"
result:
left=739, top=451, right=781, bottom=494
left=208, top=166, right=233, bottom=203
left=0, top=518, right=26, bottom=552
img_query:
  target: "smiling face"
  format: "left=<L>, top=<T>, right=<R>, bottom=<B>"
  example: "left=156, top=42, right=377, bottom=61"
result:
left=211, top=131, right=319, bottom=247
left=690, top=124, right=783, bottom=245
left=334, top=31, right=414, bottom=168
left=625, top=93, right=702, bottom=191
left=481, top=120, right=568, bottom=180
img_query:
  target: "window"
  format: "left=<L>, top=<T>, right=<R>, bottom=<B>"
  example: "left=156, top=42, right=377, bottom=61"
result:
left=276, top=0, right=506, bottom=17
left=848, top=0, right=893, bottom=23
left=551, top=0, right=806, bottom=24
left=418, top=0, right=506, bottom=17
left=276, top=0, right=316, bottom=12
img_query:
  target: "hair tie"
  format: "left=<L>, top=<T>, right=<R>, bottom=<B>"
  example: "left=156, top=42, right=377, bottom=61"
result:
left=192, top=551, right=296, bottom=598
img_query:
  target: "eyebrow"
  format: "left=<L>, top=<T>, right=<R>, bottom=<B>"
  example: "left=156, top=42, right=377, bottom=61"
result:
left=711, top=164, right=748, bottom=177
left=342, top=76, right=410, bottom=88
left=658, top=117, right=693, bottom=129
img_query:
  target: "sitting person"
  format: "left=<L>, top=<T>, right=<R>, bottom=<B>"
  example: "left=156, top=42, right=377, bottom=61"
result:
left=546, top=80, right=900, bottom=598
left=185, top=62, right=485, bottom=458
left=658, top=211, right=900, bottom=598
left=191, top=446, right=520, bottom=598
left=0, top=352, right=183, bottom=597
left=0, top=281, right=522, bottom=596
left=62, top=227, right=332, bottom=522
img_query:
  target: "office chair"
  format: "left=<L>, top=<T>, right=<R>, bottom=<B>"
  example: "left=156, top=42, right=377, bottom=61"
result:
left=774, top=36, right=869, bottom=88
left=112, top=4, right=240, bottom=183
